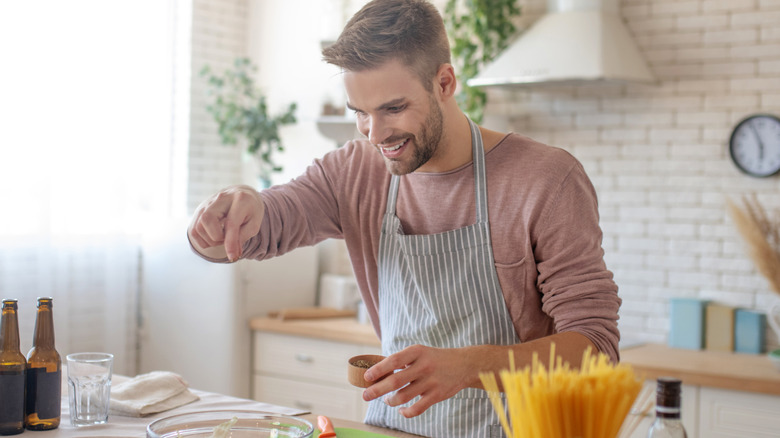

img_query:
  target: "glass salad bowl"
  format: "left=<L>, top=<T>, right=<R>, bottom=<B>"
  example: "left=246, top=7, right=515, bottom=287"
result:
left=146, top=410, right=313, bottom=438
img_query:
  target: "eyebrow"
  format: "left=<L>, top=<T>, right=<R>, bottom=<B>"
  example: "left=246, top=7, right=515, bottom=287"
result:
left=346, top=97, right=406, bottom=113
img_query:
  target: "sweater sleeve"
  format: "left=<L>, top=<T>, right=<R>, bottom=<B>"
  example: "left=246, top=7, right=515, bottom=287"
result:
left=241, top=150, right=347, bottom=261
left=534, top=161, right=621, bottom=362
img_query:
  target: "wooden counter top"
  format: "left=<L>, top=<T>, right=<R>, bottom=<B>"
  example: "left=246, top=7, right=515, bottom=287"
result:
left=250, top=316, right=381, bottom=347
left=249, top=317, right=780, bottom=397
left=621, top=343, right=780, bottom=396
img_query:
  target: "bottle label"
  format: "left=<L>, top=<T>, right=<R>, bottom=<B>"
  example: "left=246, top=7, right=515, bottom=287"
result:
left=0, top=371, right=26, bottom=423
left=25, top=368, right=61, bottom=420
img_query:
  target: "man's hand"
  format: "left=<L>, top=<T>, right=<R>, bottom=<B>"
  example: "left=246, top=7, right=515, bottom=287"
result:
left=358, top=332, right=597, bottom=418
left=187, top=185, right=266, bottom=262
left=361, top=344, right=480, bottom=418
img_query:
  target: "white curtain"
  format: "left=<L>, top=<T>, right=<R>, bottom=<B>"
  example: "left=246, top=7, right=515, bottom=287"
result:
left=0, top=1, right=177, bottom=375
left=0, top=236, right=140, bottom=375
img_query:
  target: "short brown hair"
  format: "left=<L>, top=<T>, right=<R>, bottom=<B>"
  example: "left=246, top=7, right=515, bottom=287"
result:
left=322, top=0, right=451, bottom=92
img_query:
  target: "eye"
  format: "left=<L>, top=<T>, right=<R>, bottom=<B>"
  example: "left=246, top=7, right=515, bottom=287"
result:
left=386, top=105, right=406, bottom=113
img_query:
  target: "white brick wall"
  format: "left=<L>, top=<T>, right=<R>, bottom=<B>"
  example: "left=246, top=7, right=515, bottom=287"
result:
left=499, top=0, right=780, bottom=348
left=187, top=0, right=780, bottom=351
left=188, top=0, right=248, bottom=212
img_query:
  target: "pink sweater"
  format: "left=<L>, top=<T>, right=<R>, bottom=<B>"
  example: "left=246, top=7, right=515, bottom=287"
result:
left=223, top=133, right=621, bottom=361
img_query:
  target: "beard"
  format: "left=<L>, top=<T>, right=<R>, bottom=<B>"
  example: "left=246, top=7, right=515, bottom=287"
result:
left=382, top=95, right=444, bottom=176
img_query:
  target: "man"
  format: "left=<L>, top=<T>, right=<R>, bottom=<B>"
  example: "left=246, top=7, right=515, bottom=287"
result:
left=188, top=0, right=620, bottom=436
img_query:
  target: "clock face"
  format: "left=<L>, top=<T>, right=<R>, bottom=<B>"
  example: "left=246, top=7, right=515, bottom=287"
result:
left=729, top=114, right=780, bottom=178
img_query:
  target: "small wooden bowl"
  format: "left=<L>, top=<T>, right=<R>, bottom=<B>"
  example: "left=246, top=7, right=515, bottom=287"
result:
left=347, top=354, right=386, bottom=388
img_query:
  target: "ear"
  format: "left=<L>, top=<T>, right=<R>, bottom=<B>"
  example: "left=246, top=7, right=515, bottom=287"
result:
left=434, top=63, right=457, bottom=99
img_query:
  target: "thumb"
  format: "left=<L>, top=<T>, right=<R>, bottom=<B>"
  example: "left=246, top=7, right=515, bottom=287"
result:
left=223, top=220, right=243, bottom=262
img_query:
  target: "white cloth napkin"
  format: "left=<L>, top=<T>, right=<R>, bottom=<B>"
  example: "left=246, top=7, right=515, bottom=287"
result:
left=110, top=371, right=200, bottom=417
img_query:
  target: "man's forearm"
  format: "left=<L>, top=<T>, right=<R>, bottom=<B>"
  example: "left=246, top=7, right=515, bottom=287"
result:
left=464, top=331, right=597, bottom=391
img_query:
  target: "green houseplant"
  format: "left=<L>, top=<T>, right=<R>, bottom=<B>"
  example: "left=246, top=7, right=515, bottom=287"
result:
left=200, top=57, right=297, bottom=187
left=444, top=0, right=522, bottom=124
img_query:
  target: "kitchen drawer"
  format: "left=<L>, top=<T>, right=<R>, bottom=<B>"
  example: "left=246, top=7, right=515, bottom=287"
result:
left=254, top=374, right=364, bottom=421
left=251, top=328, right=381, bottom=422
left=699, top=387, right=780, bottom=437
left=254, top=332, right=378, bottom=385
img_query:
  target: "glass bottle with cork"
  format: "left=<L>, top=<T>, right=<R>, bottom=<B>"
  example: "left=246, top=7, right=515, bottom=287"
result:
left=647, top=377, right=688, bottom=438
left=0, top=299, right=27, bottom=436
left=25, top=297, right=61, bottom=431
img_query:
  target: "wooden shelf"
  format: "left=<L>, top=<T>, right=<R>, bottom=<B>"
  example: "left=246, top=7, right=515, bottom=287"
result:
left=316, top=116, right=360, bottom=146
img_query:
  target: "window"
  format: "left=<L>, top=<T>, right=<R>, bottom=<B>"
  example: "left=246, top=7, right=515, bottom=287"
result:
left=0, top=0, right=178, bottom=374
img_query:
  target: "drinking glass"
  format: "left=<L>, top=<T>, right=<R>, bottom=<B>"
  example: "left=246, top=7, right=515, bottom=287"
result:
left=66, top=352, right=113, bottom=426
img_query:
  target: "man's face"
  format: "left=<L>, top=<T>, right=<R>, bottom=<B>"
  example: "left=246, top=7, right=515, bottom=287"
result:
left=344, top=59, right=444, bottom=175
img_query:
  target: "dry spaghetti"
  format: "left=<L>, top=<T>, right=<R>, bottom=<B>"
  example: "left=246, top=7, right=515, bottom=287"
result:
left=479, top=345, right=642, bottom=438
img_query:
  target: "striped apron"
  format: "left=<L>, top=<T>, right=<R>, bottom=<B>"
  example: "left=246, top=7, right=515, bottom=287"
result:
left=364, top=119, right=519, bottom=438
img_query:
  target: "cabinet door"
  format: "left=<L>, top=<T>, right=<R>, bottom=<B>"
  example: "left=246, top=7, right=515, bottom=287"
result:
left=699, top=387, right=780, bottom=437
left=251, top=331, right=381, bottom=422
left=254, top=375, right=366, bottom=422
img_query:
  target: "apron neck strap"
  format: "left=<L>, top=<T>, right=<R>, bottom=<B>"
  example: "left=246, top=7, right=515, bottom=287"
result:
left=468, top=118, right=489, bottom=223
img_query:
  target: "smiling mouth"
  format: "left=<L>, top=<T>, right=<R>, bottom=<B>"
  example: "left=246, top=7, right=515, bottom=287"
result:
left=380, top=138, right=409, bottom=158
left=382, top=139, right=406, bottom=152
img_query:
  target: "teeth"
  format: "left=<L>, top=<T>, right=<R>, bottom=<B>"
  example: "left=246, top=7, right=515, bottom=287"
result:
left=383, top=140, right=405, bottom=152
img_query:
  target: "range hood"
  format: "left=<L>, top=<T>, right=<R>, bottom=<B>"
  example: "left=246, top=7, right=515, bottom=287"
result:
left=468, top=0, right=655, bottom=87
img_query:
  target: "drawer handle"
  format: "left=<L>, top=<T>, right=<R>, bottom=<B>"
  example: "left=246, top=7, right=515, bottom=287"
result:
left=295, top=353, right=314, bottom=363
left=293, top=400, right=313, bottom=410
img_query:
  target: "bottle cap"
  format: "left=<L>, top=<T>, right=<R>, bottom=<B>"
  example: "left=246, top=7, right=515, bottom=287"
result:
left=656, top=377, right=682, bottom=409
left=656, top=377, right=682, bottom=391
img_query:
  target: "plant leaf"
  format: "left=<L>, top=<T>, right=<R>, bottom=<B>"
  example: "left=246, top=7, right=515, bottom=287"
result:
left=200, top=57, right=298, bottom=174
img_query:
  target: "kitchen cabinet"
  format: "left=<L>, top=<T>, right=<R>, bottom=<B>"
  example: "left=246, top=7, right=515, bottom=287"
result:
left=622, top=344, right=780, bottom=437
left=624, top=384, right=780, bottom=437
left=250, top=318, right=381, bottom=422
left=249, top=323, right=780, bottom=435
left=698, top=387, right=780, bottom=437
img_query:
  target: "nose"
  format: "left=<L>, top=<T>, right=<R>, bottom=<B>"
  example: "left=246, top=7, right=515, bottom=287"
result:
left=359, top=115, right=390, bottom=145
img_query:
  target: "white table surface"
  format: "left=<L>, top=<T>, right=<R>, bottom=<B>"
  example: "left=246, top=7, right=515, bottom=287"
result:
left=38, top=374, right=308, bottom=438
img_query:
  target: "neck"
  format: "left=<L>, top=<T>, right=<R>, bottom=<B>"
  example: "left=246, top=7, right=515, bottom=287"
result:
left=417, top=107, right=474, bottom=173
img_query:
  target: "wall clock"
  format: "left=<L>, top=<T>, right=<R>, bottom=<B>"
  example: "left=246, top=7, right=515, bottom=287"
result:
left=729, top=114, right=780, bottom=178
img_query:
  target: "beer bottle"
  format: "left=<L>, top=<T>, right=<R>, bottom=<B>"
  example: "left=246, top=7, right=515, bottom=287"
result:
left=0, top=299, right=26, bottom=436
left=25, top=297, right=61, bottom=430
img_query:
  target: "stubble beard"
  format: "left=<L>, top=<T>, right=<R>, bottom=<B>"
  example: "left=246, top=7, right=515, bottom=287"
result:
left=383, top=96, right=444, bottom=176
